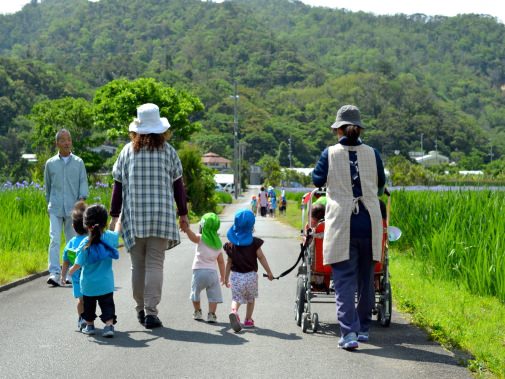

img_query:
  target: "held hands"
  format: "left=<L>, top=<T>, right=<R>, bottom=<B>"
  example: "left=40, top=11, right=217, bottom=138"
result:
left=59, top=274, right=67, bottom=286
left=109, top=217, right=119, bottom=231
left=222, top=278, right=231, bottom=288
left=179, top=214, right=189, bottom=232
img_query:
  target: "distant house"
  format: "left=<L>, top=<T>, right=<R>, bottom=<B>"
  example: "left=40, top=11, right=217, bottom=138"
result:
left=21, top=153, right=37, bottom=163
left=201, top=152, right=231, bottom=171
left=414, top=151, right=449, bottom=167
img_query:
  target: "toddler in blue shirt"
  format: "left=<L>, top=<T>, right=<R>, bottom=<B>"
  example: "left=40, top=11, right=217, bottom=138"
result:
left=69, top=204, right=120, bottom=338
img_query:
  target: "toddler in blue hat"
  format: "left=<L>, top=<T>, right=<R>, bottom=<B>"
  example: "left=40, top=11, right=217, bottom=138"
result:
left=224, top=209, right=274, bottom=332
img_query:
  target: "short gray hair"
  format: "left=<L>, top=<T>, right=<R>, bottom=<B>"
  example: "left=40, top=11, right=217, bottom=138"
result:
left=55, top=129, right=71, bottom=142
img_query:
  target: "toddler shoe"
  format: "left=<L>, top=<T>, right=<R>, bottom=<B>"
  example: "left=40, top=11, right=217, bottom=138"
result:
left=243, top=319, right=255, bottom=328
left=82, top=324, right=96, bottom=335
left=207, top=312, right=217, bottom=323
left=193, top=309, right=203, bottom=320
left=77, top=317, right=87, bottom=331
left=229, top=311, right=242, bottom=332
left=102, top=325, right=114, bottom=338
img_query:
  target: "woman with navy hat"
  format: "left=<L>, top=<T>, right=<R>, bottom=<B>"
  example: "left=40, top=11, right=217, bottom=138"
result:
left=312, top=105, right=386, bottom=350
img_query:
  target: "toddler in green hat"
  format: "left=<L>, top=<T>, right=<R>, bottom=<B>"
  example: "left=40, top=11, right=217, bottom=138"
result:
left=181, top=213, right=225, bottom=323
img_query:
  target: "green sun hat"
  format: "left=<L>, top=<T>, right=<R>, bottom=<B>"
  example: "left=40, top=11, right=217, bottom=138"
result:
left=200, top=212, right=222, bottom=250
left=313, top=196, right=327, bottom=206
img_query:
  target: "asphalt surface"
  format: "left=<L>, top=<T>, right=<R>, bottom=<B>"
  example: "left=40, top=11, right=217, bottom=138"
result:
left=0, top=192, right=471, bottom=379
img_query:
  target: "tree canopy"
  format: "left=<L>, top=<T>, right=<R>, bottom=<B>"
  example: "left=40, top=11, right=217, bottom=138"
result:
left=1, top=0, right=505, bottom=181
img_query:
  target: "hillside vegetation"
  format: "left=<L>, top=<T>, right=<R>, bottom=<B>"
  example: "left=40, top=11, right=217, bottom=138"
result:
left=1, top=0, right=505, bottom=179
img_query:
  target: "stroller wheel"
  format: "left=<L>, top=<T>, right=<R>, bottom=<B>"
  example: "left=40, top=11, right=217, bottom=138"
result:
left=311, top=313, right=319, bottom=333
left=379, top=282, right=392, bottom=327
left=295, top=276, right=306, bottom=326
left=301, top=313, right=309, bottom=333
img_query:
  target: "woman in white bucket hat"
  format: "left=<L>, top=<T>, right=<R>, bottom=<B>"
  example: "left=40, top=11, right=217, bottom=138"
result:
left=110, top=103, right=189, bottom=329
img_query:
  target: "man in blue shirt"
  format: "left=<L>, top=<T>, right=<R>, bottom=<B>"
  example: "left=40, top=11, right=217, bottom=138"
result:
left=44, top=129, right=88, bottom=286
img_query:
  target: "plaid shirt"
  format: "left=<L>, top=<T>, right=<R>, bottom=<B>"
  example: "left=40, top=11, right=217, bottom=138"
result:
left=112, top=142, right=183, bottom=251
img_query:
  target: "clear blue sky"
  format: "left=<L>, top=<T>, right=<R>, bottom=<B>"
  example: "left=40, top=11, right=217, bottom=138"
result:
left=1, top=0, right=503, bottom=24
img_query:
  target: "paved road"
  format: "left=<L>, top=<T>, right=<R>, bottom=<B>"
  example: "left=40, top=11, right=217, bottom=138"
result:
left=0, top=193, right=471, bottom=378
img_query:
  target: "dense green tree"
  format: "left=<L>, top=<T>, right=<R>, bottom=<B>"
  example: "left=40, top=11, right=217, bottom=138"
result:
left=178, top=143, right=218, bottom=215
left=93, top=78, right=203, bottom=148
left=1, top=0, right=505, bottom=180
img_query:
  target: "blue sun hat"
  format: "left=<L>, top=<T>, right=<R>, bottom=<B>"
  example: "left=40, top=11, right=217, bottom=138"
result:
left=227, top=209, right=255, bottom=246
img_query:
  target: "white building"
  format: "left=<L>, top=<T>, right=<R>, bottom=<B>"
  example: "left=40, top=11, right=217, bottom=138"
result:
left=414, top=151, right=449, bottom=167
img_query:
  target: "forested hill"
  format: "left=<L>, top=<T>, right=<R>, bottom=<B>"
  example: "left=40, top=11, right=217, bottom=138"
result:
left=1, top=0, right=505, bottom=169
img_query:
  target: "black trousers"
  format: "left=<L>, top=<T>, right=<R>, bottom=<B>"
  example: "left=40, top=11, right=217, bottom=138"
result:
left=82, top=292, right=117, bottom=324
left=260, top=206, right=267, bottom=217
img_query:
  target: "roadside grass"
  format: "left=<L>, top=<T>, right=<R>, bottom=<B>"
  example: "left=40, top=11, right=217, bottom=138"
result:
left=391, top=252, right=505, bottom=378
left=0, top=185, right=111, bottom=285
left=277, top=199, right=504, bottom=378
left=0, top=184, right=232, bottom=285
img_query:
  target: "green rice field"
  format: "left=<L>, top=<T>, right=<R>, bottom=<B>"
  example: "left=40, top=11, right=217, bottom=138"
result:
left=390, top=189, right=505, bottom=303
left=0, top=181, right=111, bottom=285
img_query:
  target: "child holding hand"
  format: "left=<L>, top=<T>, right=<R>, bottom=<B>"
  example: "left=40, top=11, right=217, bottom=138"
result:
left=181, top=213, right=225, bottom=323
left=224, top=209, right=274, bottom=332
left=60, top=201, right=87, bottom=331
left=69, top=204, right=120, bottom=338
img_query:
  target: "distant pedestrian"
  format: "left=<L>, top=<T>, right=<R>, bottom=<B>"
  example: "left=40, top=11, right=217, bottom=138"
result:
left=258, top=186, right=268, bottom=217
left=268, top=186, right=277, bottom=217
left=278, top=189, right=287, bottom=215
left=224, top=209, right=274, bottom=332
left=59, top=201, right=88, bottom=331
left=181, top=213, right=225, bottom=323
left=68, top=204, right=121, bottom=338
left=110, top=103, right=189, bottom=329
left=44, top=129, right=88, bottom=286
left=250, top=196, right=258, bottom=215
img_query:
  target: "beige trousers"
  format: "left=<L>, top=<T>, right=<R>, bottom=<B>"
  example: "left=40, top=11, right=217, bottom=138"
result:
left=129, top=237, right=167, bottom=316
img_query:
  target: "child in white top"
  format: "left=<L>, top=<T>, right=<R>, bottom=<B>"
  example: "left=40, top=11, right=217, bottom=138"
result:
left=181, top=212, right=225, bottom=323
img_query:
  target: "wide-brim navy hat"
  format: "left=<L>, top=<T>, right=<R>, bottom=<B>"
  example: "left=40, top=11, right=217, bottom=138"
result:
left=330, top=104, right=365, bottom=129
left=227, top=208, right=255, bottom=246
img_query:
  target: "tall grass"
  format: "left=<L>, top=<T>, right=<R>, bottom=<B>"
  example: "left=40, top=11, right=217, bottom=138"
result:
left=390, top=189, right=505, bottom=302
left=0, top=182, right=111, bottom=285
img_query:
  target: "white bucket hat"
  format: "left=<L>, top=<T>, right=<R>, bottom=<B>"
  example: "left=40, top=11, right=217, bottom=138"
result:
left=129, top=103, right=170, bottom=134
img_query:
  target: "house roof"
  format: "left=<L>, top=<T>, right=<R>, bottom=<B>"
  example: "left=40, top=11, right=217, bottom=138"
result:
left=202, top=152, right=231, bottom=164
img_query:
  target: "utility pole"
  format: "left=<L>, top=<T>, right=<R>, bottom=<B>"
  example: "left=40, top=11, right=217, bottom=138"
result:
left=232, top=82, right=239, bottom=200
left=489, top=145, right=494, bottom=163
left=288, top=136, right=292, bottom=168
left=420, top=133, right=424, bottom=154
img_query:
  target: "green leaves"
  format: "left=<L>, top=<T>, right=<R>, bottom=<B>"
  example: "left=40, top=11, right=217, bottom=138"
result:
left=93, top=78, right=203, bottom=148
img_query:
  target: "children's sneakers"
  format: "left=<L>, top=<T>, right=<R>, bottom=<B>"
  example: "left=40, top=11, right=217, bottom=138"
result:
left=102, top=325, right=114, bottom=338
left=207, top=312, right=217, bottom=323
left=77, top=317, right=87, bottom=331
left=243, top=319, right=255, bottom=328
left=229, top=312, right=242, bottom=332
left=193, top=309, right=203, bottom=320
left=81, top=324, right=96, bottom=335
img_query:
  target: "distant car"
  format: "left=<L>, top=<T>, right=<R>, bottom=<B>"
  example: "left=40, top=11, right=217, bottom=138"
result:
left=221, top=183, right=235, bottom=194
left=215, top=183, right=225, bottom=192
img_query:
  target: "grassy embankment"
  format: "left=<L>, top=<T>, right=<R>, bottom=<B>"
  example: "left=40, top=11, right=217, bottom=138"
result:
left=277, top=191, right=504, bottom=378
left=0, top=185, right=232, bottom=285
